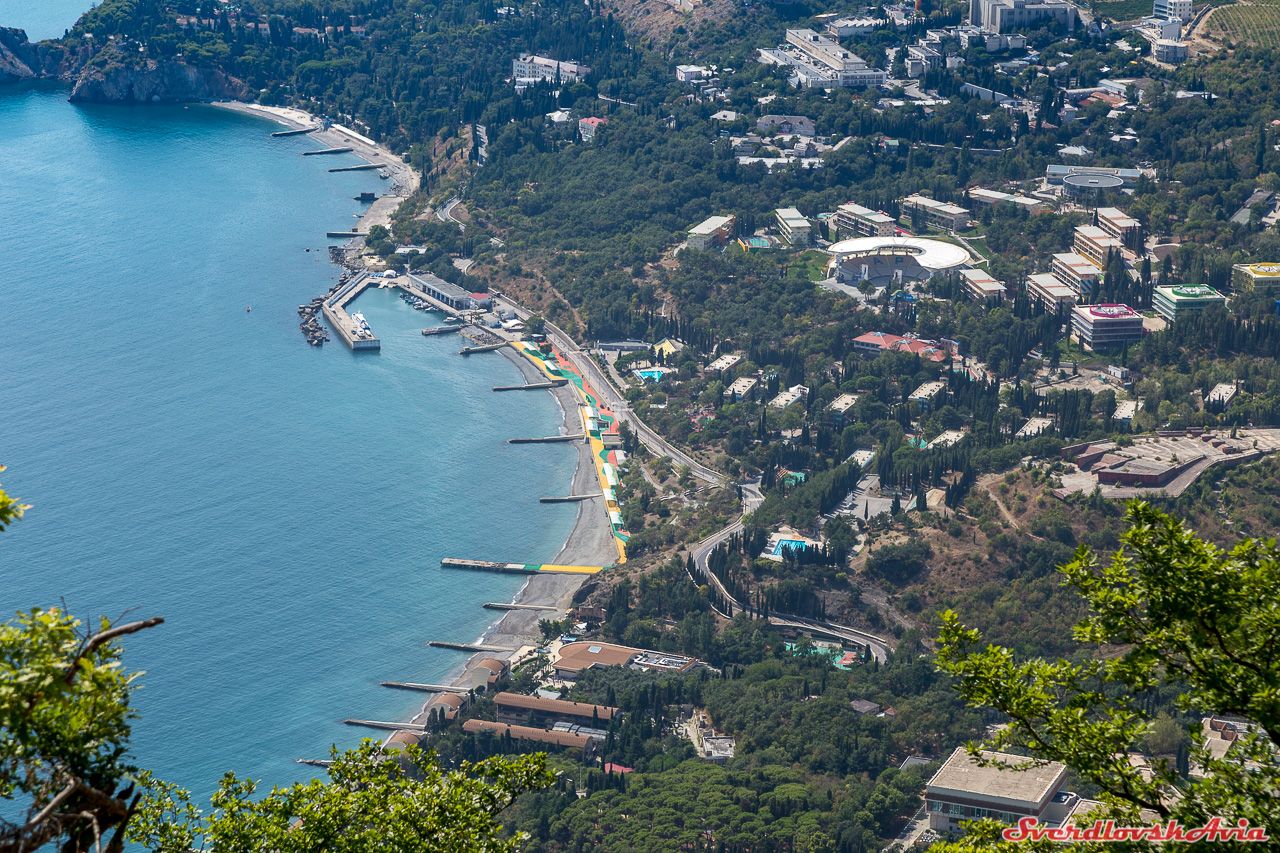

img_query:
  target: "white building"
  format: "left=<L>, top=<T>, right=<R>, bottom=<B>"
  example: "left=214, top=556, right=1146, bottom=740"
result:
left=969, top=187, right=1050, bottom=215
left=834, top=202, right=897, bottom=237
left=1095, top=207, right=1141, bottom=242
left=1073, top=225, right=1124, bottom=268
left=1051, top=252, right=1103, bottom=295
left=1153, top=39, right=1188, bottom=63
left=769, top=384, right=810, bottom=409
left=900, top=194, right=970, bottom=231
left=762, top=30, right=887, bottom=89
left=706, top=353, right=743, bottom=372
left=512, top=54, right=591, bottom=86
left=970, top=0, right=1077, bottom=33
left=1205, top=383, right=1237, bottom=409
left=960, top=268, right=1007, bottom=302
left=1071, top=304, right=1144, bottom=348
left=724, top=376, right=758, bottom=401
left=1154, top=0, right=1192, bottom=22
left=676, top=64, right=709, bottom=82
left=775, top=207, right=812, bottom=246
left=688, top=215, right=735, bottom=250
left=1027, top=272, right=1078, bottom=311
left=908, top=380, right=948, bottom=409
left=827, top=17, right=884, bottom=37
left=1152, top=284, right=1227, bottom=321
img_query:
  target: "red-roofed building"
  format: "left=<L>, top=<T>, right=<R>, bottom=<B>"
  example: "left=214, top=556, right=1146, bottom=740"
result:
left=579, top=117, right=609, bottom=142
left=604, top=763, right=634, bottom=773
left=851, top=332, right=952, bottom=362
left=470, top=292, right=493, bottom=309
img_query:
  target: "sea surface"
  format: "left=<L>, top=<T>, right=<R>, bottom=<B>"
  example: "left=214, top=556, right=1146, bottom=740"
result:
left=0, top=84, right=580, bottom=803
left=0, top=0, right=89, bottom=41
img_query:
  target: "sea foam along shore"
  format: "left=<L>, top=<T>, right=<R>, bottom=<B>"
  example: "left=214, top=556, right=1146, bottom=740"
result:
left=210, top=99, right=617, bottom=718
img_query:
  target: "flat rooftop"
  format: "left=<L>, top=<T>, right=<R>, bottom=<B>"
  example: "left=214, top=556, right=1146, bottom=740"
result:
left=927, top=748, right=1066, bottom=810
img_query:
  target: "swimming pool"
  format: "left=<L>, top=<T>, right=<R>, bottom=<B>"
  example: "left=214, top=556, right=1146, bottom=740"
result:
left=633, top=369, right=669, bottom=382
left=773, top=538, right=812, bottom=555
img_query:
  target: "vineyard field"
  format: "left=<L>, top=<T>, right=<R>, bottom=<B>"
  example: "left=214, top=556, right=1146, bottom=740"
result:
left=1206, top=3, right=1280, bottom=46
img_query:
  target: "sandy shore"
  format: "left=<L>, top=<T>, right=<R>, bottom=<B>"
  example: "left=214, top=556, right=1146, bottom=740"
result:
left=214, top=99, right=616, bottom=720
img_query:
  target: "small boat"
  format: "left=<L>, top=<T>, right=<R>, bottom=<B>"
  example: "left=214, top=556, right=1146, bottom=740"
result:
left=246, top=306, right=252, bottom=312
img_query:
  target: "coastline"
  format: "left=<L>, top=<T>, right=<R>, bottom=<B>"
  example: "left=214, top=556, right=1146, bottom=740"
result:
left=209, top=99, right=615, bottom=723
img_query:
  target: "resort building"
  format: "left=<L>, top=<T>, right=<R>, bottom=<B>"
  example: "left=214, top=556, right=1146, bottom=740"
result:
left=1050, top=252, right=1103, bottom=296
left=1152, top=284, right=1227, bottom=322
left=969, top=0, right=1077, bottom=33
left=1045, top=165, right=1142, bottom=188
left=462, top=719, right=598, bottom=752
left=779, top=29, right=887, bottom=89
left=757, top=114, right=816, bottom=137
left=834, top=202, right=897, bottom=238
left=1153, top=39, right=1188, bottom=63
left=552, top=641, right=701, bottom=680
left=706, top=353, right=744, bottom=373
left=960, top=268, right=1007, bottom=303
left=493, top=692, right=619, bottom=727
left=900, top=194, right=970, bottom=231
left=578, top=117, right=608, bottom=142
left=851, top=331, right=952, bottom=362
left=769, top=384, right=809, bottom=409
left=409, top=272, right=474, bottom=310
left=688, top=214, right=736, bottom=250
left=423, top=692, right=468, bottom=722
left=829, top=392, right=860, bottom=425
left=1154, top=0, right=1192, bottom=22
left=926, top=748, right=1071, bottom=836
left=1027, top=273, right=1079, bottom=311
left=724, top=376, right=759, bottom=401
left=1073, top=225, right=1124, bottom=268
left=968, top=187, right=1050, bottom=216
left=1095, top=207, right=1141, bottom=242
left=827, top=16, right=884, bottom=36
left=512, top=54, right=592, bottom=85
left=1232, top=262, right=1280, bottom=293
left=675, top=64, right=709, bottom=82
left=908, top=380, right=948, bottom=409
left=1071, top=304, right=1144, bottom=349
left=1206, top=383, right=1238, bottom=409
left=469, top=657, right=510, bottom=691
left=775, top=207, right=813, bottom=246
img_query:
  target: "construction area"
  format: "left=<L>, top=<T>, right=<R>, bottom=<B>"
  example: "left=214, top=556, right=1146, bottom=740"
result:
left=1054, top=428, right=1280, bottom=498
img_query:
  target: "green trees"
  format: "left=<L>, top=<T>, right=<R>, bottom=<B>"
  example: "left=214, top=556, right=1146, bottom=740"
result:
left=935, top=502, right=1280, bottom=848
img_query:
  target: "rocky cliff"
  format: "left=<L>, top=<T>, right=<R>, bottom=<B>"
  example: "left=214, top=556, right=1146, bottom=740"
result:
left=0, top=27, right=251, bottom=104
left=0, top=27, right=43, bottom=82
left=68, top=57, right=251, bottom=103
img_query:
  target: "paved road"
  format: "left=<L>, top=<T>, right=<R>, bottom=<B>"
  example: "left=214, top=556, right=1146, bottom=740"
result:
left=437, top=196, right=465, bottom=228
left=687, top=516, right=891, bottom=663
left=490, top=294, right=725, bottom=485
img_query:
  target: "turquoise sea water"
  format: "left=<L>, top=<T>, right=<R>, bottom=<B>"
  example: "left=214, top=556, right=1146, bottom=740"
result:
left=0, top=85, right=579, bottom=802
left=0, top=0, right=89, bottom=41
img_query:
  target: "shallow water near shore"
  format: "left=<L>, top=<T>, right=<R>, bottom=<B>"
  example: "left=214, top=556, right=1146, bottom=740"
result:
left=0, top=86, right=580, bottom=801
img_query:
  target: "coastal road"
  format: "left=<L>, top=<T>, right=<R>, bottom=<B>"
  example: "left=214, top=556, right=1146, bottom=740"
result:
left=490, top=294, right=725, bottom=485
left=438, top=196, right=465, bottom=229
left=687, top=517, right=891, bottom=664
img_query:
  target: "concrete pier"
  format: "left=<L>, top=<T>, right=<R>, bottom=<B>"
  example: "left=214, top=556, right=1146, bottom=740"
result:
left=322, top=272, right=381, bottom=351
left=343, top=719, right=426, bottom=732
left=303, top=147, right=354, bottom=155
left=482, top=602, right=559, bottom=611
left=441, top=558, right=538, bottom=574
left=328, top=163, right=383, bottom=172
left=539, top=494, right=602, bottom=503
left=459, top=343, right=508, bottom=354
left=296, top=759, right=334, bottom=767
left=427, top=641, right=515, bottom=653
left=421, top=326, right=462, bottom=336
left=493, top=380, right=567, bottom=391
left=508, top=435, right=585, bottom=443
left=271, top=127, right=317, bottom=137
left=380, top=682, right=458, bottom=692
left=327, top=231, right=365, bottom=238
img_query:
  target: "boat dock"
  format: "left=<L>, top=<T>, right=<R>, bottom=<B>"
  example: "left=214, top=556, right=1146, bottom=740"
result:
left=303, top=147, right=354, bottom=156
left=380, top=682, right=458, bottom=692
left=493, top=380, right=567, bottom=391
left=483, top=602, right=559, bottom=611
left=328, top=163, right=383, bottom=173
left=427, top=641, right=515, bottom=653
left=321, top=272, right=381, bottom=350
left=343, top=719, right=426, bottom=732
left=296, top=759, right=334, bottom=767
left=442, top=558, right=539, bottom=574
left=508, top=435, right=585, bottom=443
left=539, top=494, right=601, bottom=503
left=327, top=231, right=365, bottom=238
left=421, top=326, right=462, bottom=336
left=271, top=127, right=317, bottom=137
